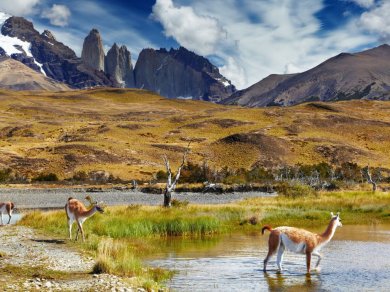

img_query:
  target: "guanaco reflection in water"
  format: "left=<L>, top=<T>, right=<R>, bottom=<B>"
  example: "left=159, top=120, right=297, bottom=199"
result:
left=264, top=272, right=321, bottom=292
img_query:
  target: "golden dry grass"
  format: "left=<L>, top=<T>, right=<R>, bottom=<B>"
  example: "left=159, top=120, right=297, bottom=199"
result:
left=0, top=88, right=389, bottom=181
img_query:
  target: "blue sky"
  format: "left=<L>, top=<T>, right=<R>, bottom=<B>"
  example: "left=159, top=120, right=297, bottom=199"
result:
left=0, top=0, right=388, bottom=89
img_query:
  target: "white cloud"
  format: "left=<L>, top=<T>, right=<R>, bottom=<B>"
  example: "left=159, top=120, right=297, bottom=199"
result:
left=0, top=0, right=41, bottom=16
left=360, top=1, right=390, bottom=42
left=151, top=0, right=227, bottom=56
left=41, top=4, right=71, bottom=27
left=284, top=63, right=302, bottom=74
left=347, top=0, right=375, bottom=8
left=220, top=57, right=247, bottom=88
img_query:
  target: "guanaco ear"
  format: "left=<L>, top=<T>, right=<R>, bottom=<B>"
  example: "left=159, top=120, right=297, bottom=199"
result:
left=336, top=212, right=340, bottom=217
left=330, top=212, right=334, bottom=217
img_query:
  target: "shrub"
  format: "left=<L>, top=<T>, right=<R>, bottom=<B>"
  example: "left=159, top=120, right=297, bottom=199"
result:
left=171, top=199, right=189, bottom=208
left=246, top=167, right=273, bottom=182
left=72, top=170, right=88, bottom=181
left=276, top=181, right=317, bottom=198
left=32, top=173, right=59, bottom=182
left=155, top=170, right=167, bottom=182
left=0, top=168, right=12, bottom=183
left=335, top=162, right=362, bottom=181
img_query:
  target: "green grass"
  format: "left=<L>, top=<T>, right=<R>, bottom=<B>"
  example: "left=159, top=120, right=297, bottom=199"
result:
left=18, top=190, right=390, bottom=288
left=241, top=190, right=390, bottom=227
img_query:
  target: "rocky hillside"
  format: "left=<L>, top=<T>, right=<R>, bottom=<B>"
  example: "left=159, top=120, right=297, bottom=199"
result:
left=224, top=44, right=390, bottom=106
left=0, top=58, right=69, bottom=90
left=0, top=88, right=389, bottom=181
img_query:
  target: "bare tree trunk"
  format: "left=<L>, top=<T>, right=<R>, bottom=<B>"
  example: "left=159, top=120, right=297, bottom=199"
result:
left=362, top=166, right=377, bottom=191
left=163, top=189, right=172, bottom=207
left=162, top=143, right=191, bottom=207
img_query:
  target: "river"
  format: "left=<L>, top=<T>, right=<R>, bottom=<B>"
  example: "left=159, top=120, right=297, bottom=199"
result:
left=148, top=224, right=390, bottom=291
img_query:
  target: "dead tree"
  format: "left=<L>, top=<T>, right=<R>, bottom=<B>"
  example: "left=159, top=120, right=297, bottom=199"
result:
left=162, top=144, right=190, bottom=207
left=362, top=166, right=377, bottom=191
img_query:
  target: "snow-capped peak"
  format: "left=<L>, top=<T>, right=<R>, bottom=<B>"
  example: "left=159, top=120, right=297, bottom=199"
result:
left=0, top=11, right=46, bottom=76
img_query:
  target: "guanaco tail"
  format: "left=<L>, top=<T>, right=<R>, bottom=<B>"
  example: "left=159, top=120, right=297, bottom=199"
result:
left=0, top=201, right=14, bottom=225
left=65, top=197, right=104, bottom=241
left=262, top=212, right=342, bottom=273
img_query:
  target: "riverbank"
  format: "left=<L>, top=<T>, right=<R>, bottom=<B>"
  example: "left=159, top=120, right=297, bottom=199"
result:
left=17, top=190, right=390, bottom=290
left=0, top=225, right=136, bottom=291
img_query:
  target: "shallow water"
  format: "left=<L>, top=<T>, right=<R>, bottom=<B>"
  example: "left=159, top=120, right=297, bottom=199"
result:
left=148, top=225, right=390, bottom=291
left=1, top=212, right=23, bottom=225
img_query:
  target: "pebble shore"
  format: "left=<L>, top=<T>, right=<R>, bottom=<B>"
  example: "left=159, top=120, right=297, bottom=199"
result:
left=0, top=187, right=276, bottom=209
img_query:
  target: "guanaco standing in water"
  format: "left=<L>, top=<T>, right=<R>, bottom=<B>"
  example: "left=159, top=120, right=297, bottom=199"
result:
left=262, top=212, right=342, bottom=273
left=0, top=201, right=14, bottom=225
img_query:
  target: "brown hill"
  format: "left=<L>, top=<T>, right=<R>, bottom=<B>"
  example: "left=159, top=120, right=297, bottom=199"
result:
left=225, top=44, right=390, bottom=106
left=0, top=88, right=389, bottom=182
left=0, top=58, right=70, bottom=91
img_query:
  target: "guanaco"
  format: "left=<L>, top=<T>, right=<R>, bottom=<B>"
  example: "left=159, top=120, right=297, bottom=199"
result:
left=0, top=201, right=14, bottom=225
left=65, top=197, right=104, bottom=241
left=262, top=212, right=342, bottom=273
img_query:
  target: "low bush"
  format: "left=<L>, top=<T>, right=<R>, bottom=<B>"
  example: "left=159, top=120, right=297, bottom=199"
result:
left=32, top=173, right=59, bottom=182
left=171, top=199, right=189, bottom=208
left=0, top=168, right=12, bottom=183
left=276, top=181, right=317, bottom=198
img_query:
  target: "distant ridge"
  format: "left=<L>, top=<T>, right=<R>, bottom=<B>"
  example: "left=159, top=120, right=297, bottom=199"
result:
left=224, top=44, right=390, bottom=107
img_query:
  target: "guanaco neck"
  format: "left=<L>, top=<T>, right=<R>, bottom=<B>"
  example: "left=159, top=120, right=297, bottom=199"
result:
left=78, top=206, right=98, bottom=218
left=318, top=219, right=337, bottom=244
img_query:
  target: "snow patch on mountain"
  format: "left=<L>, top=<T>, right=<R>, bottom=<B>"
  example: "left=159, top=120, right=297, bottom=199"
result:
left=216, top=77, right=231, bottom=87
left=0, top=11, right=46, bottom=76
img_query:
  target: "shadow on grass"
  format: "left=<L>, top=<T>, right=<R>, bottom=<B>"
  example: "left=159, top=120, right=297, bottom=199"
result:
left=31, top=239, right=66, bottom=244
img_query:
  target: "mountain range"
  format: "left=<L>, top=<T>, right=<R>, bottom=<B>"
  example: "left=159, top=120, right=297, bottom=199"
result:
left=0, top=11, right=389, bottom=106
left=225, top=44, right=390, bottom=106
left=0, top=11, right=235, bottom=101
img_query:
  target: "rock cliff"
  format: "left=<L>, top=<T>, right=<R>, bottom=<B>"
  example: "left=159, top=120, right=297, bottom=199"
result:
left=81, top=28, right=105, bottom=72
left=134, top=47, right=235, bottom=101
left=105, top=43, right=134, bottom=87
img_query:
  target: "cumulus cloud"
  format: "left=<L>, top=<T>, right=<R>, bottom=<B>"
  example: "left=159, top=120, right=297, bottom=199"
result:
left=0, top=0, right=41, bottom=16
left=360, top=1, right=390, bottom=42
left=347, top=0, right=375, bottom=8
left=151, top=0, right=227, bottom=56
left=41, top=4, right=71, bottom=27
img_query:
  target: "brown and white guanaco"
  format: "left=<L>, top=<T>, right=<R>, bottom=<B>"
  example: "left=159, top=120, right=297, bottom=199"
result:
left=0, top=201, right=14, bottom=225
left=65, top=197, right=104, bottom=241
left=262, top=212, right=342, bottom=273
